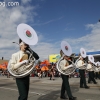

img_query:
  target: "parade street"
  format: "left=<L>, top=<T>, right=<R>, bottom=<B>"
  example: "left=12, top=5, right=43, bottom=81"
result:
left=0, top=76, right=100, bottom=100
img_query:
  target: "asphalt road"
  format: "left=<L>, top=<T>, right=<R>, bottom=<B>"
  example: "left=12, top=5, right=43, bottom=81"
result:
left=0, top=76, right=100, bottom=100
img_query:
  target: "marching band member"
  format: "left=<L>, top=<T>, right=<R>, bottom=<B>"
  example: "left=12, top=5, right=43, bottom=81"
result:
left=10, top=39, right=39, bottom=100
left=59, top=50, right=77, bottom=100
left=87, top=61, right=97, bottom=84
left=95, top=63, right=100, bottom=79
left=77, top=55, right=89, bottom=89
left=37, top=66, right=42, bottom=79
left=49, top=65, right=55, bottom=80
left=95, top=67, right=100, bottom=79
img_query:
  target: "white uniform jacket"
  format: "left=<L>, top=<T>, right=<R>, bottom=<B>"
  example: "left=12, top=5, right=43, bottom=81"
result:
left=87, top=64, right=93, bottom=71
left=10, top=51, right=28, bottom=70
left=95, top=67, right=99, bottom=72
left=77, top=60, right=86, bottom=70
left=59, top=59, right=69, bottom=71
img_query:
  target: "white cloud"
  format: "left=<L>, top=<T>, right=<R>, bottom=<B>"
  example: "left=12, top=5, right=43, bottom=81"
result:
left=0, top=0, right=37, bottom=60
left=33, top=17, right=64, bottom=26
left=0, top=0, right=100, bottom=61
left=30, top=42, right=60, bottom=61
left=1, top=16, right=100, bottom=60
left=63, top=22, right=100, bottom=53
left=10, top=10, right=22, bottom=23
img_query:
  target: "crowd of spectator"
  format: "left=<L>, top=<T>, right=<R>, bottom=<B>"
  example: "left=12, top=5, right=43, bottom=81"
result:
left=0, top=63, right=100, bottom=81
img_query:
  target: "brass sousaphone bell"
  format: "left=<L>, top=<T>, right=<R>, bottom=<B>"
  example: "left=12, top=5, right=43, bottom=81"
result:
left=88, top=55, right=94, bottom=64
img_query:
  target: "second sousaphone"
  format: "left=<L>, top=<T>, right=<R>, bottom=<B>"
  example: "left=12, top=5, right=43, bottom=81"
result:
left=75, top=48, right=87, bottom=69
left=56, top=41, right=76, bottom=75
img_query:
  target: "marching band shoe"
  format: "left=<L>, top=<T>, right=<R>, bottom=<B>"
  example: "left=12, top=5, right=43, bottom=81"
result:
left=69, top=96, right=77, bottom=100
left=88, top=81, right=92, bottom=84
left=60, top=96, right=68, bottom=99
left=85, top=86, right=90, bottom=89
left=80, top=86, right=84, bottom=88
left=94, top=82, right=97, bottom=84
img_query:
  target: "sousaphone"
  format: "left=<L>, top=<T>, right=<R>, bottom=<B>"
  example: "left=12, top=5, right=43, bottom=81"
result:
left=95, top=61, right=100, bottom=67
left=87, top=55, right=96, bottom=72
left=88, top=55, right=94, bottom=64
left=56, top=41, right=76, bottom=75
left=75, top=48, right=87, bottom=69
left=7, top=23, right=38, bottom=78
left=94, top=61, right=100, bottom=72
left=80, top=48, right=87, bottom=58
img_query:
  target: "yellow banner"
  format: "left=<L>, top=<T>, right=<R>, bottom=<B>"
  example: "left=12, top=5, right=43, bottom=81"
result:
left=49, top=54, right=60, bottom=63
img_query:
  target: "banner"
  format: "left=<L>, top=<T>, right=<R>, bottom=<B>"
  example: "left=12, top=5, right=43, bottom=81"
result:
left=49, top=54, right=60, bottom=63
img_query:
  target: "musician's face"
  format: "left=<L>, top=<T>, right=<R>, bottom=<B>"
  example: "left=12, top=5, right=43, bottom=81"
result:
left=80, top=57, right=83, bottom=60
left=64, top=56, right=70, bottom=60
left=88, top=61, right=91, bottom=64
left=20, top=44, right=28, bottom=51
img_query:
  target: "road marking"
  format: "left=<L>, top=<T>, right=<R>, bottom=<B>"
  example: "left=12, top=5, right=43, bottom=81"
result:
left=0, top=87, right=45, bottom=95
left=31, top=83, right=100, bottom=88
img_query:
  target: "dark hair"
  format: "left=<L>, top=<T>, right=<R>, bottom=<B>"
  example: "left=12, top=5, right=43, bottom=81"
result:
left=19, top=38, right=29, bottom=47
left=78, top=53, right=81, bottom=57
left=19, top=38, right=22, bottom=44
left=60, top=50, right=64, bottom=57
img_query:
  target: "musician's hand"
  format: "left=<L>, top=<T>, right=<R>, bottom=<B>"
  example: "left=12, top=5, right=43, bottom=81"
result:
left=83, top=63, right=86, bottom=66
left=22, top=60, right=29, bottom=64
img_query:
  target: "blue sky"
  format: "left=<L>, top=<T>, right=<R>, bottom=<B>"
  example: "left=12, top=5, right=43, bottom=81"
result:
left=0, top=0, right=100, bottom=60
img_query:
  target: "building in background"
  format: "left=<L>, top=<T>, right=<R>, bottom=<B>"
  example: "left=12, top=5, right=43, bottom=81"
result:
left=75, top=51, right=100, bottom=62
left=0, top=59, right=8, bottom=64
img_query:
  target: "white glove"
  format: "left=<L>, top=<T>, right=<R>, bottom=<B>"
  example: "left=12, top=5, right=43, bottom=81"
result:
left=13, top=60, right=29, bottom=70
left=83, top=63, right=86, bottom=66
left=21, top=60, right=29, bottom=64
